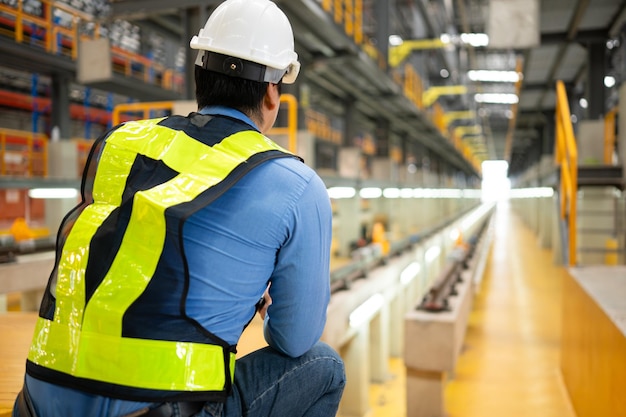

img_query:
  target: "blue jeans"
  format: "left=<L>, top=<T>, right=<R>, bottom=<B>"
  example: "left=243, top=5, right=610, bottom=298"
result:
left=14, top=342, right=345, bottom=417
left=199, top=342, right=345, bottom=417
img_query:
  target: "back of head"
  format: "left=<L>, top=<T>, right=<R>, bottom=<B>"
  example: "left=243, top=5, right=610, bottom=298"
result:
left=190, top=0, right=299, bottom=84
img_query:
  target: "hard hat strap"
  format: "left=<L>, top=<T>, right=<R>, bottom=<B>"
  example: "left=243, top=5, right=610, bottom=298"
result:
left=199, top=51, right=285, bottom=84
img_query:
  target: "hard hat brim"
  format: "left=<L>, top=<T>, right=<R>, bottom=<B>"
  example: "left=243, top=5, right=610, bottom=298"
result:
left=194, top=50, right=300, bottom=84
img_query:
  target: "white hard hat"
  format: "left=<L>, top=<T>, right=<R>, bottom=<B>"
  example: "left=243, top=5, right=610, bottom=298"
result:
left=190, top=0, right=300, bottom=84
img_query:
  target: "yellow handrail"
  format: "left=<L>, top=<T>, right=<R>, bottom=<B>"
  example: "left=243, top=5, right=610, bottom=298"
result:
left=269, top=94, right=298, bottom=154
left=112, top=96, right=298, bottom=154
left=555, top=80, right=578, bottom=266
left=321, top=0, right=365, bottom=50
left=112, top=101, right=175, bottom=126
left=604, top=107, right=617, bottom=164
left=0, top=128, right=48, bottom=177
left=403, top=64, right=424, bottom=109
left=305, top=109, right=342, bottom=145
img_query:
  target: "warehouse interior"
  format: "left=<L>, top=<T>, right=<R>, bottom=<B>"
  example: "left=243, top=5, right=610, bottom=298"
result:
left=1, top=1, right=626, bottom=417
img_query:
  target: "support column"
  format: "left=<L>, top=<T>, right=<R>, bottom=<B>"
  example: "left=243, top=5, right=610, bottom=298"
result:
left=338, top=96, right=362, bottom=180
left=344, top=96, right=356, bottom=147
left=618, top=83, right=626, bottom=181
left=339, top=328, right=370, bottom=417
left=587, top=41, right=606, bottom=120
left=183, top=6, right=209, bottom=100
left=542, top=110, right=555, bottom=157
left=47, top=73, right=76, bottom=247
left=375, top=0, right=390, bottom=72
left=552, top=194, right=563, bottom=264
left=369, top=304, right=389, bottom=383
left=50, top=73, right=71, bottom=139
left=389, top=292, right=403, bottom=357
left=372, top=119, right=394, bottom=182
left=375, top=118, right=390, bottom=157
left=334, top=196, right=361, bottom=257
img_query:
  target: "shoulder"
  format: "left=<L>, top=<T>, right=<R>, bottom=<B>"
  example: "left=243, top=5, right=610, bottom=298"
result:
left=257, top=157, right=327, bottom=195
left=232, top=156, right=329, bottom=221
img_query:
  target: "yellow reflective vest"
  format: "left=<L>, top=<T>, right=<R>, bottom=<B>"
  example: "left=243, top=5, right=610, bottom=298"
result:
left=26, top=113, right=296, bottom=402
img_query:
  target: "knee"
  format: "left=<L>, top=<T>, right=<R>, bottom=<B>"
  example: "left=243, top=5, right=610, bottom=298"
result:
left=308, top=342, right=345, bottom=387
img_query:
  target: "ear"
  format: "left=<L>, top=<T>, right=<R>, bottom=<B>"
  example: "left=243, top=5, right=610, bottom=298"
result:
left=264, top=83, right=280, bottom=111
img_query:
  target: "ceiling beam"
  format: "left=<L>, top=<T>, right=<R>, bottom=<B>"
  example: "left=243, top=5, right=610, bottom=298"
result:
left=109, top=0, right=220, bottom=20
left=540, top=29, right=609, bottom=45
left=609, top=0, right=626, bottom=36
left=536, top=0, right=590, bottom=109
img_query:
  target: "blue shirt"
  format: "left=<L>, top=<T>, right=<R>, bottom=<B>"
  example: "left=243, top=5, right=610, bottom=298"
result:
left=23, top=107, right=332, bottom=417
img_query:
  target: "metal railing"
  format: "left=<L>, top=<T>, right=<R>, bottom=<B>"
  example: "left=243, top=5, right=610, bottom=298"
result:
left=112, top=96, right=299, bottom=154
left=0, top=0, right=183, bottom=93
left=555, top=80, right=578, bottom=266
left=312, top=1, right=482, bottom=172
left=418, top=218, right=488, bottom=312
left=329, top=205, right=480, bottom=294
left=604, top=107, right=617, bottom=165
left=305, top=109, right=342, bottom=145
left=0, top=95, right=302, bottom=178
left=0, top=128, right=47, bottom=176
left=321, top=0, right=364, bottom=47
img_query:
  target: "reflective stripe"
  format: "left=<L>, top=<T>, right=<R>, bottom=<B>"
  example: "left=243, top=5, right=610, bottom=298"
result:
left=29, top=318, right=237, bottom=390
left=29, top=119, right=288, bottom=391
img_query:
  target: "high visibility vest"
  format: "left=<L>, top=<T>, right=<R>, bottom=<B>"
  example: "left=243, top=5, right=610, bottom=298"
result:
left=26, top=114, right=297, bottom=402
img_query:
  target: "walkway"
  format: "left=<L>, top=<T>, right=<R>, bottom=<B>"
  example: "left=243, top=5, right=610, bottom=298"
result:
left=368, top=202, right=576, bottom=417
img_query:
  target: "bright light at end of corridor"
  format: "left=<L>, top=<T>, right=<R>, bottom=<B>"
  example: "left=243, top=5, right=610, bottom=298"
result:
left=481, top=160, right=510, bottom=202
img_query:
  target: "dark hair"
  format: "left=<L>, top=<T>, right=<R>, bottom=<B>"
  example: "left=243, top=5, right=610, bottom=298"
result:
left=195, top=66, right=268, bottom=122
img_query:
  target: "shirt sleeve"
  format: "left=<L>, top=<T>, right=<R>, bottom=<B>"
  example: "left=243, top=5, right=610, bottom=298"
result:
left=263, top=173, right=332, bottom=357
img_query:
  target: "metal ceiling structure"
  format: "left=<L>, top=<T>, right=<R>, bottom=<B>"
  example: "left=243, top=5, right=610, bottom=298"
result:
left=511, top=0, right=626, bottom=176
left=2, top=0, right=626, bottom=180
left=114, top=0, right=625, bottom=179
left=374, top=0, right=626, bottom=177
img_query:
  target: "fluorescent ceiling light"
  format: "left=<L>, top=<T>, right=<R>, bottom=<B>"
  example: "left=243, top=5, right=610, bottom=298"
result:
left=439, top=34, right=451, bottom=44
left=509, top=187, right=554, bottom=199
left=475, top=93, right=519, bottom=104
left=440, top=189, right=463, bottom=198
left=327, top=187, right=356, bottom=199
left=460, top=33, right=489, bottom=47
left=383, top=188, right=401, bottom=198
left=360, top=187, right=382, bottom=199
left=389, top=35, right=403, bottom=46
left=28, top=188, right=78, bottom=199
left=605, top=76, right=616, bottom=88
left=400, top=188, right=414, bottom=199
left=468, top=70, right=520, bottom=83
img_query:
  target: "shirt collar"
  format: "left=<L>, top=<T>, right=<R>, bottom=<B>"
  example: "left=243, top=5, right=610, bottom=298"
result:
left=198, top=106, right=259, bottom=131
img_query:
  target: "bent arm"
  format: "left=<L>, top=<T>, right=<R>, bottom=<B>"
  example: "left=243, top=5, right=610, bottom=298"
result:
left=263, top=174, right=332, bottom=357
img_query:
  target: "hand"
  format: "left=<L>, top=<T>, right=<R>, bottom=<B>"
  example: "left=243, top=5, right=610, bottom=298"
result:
left=256, top=283, right=272, bottom=320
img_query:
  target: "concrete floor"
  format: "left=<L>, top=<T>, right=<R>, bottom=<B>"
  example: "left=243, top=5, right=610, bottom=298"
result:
left=364, top=202, right=577, bottom=417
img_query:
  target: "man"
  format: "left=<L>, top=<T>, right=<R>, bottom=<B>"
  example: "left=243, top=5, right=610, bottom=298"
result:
left=13, top=0, right=345, bottom=416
